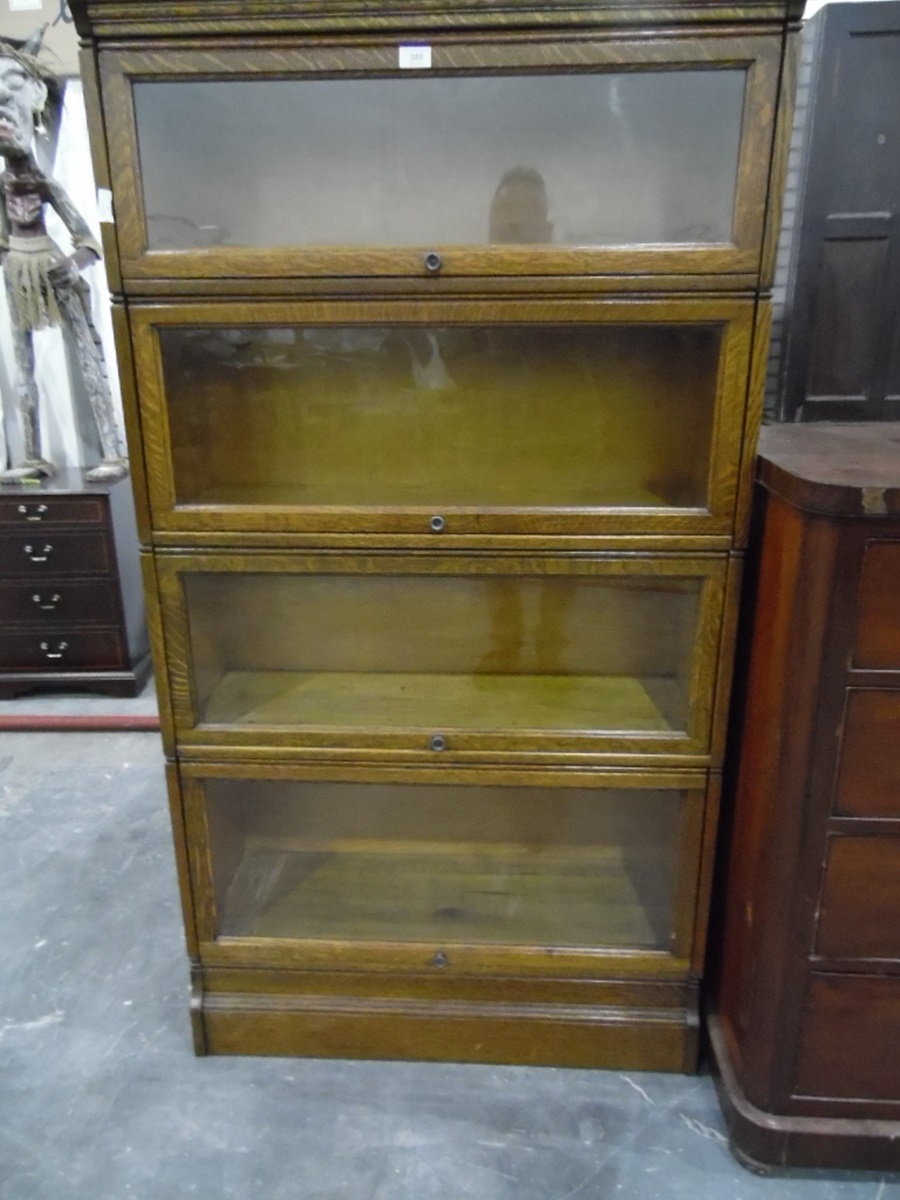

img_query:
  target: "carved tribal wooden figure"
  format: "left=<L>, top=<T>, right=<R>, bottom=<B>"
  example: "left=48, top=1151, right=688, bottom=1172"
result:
left=0, top=27, right=127, bottom=483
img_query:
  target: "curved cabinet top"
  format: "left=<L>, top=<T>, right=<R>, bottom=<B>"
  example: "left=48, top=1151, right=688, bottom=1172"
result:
left=757, top=423, right=900, bottom=518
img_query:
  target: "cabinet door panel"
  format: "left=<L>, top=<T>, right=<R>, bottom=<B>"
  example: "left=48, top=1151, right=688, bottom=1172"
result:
left=181, top=765, right=709, bottom=968
left=100, top=37, right=780, bottom=283
left=157, top=552, right=726, bottom=760
left=131, top=298, right=754, bottom=538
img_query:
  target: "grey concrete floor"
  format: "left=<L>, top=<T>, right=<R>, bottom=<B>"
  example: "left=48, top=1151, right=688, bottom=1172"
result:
left=1, top=715, right=899, bottom=1199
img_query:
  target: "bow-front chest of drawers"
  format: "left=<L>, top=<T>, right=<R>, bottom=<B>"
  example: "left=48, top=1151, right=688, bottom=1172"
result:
left=711, top=423, right=900, bottom=1168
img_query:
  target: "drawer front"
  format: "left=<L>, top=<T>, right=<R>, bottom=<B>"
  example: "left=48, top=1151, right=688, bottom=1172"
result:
left=794, top=975, right=900, bottom=1102
left=834, top=690, right=900, bottom=818
left=157, top=551, right=727, bottom=761
left=815, top=836, right=900, bottom=962
left=0, top=495, right=107, bottom=528
left=0, top=630, right=127, bottom=671
left=0, top=532, right=114, bottom=577
left=855, top=541, right=900, bottom=670
left=0, top=580, right=122, bottom=626
left=101, top=36, right=781, bottom=286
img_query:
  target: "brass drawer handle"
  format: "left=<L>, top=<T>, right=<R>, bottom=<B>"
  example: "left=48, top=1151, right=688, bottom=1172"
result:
left=24, top=543, right=53, bottom=562
left=18, top=503, right=48, bottom=522
left=32, top=592, right=62, bottom=611
left=40, top=640, right=69, bottom=660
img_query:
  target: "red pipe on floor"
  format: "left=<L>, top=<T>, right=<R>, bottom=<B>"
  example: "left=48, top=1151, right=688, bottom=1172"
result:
left=0, top=714, right=160, bottom=731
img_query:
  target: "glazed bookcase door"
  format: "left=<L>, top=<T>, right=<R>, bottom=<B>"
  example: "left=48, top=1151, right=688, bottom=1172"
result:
left=130, top=297, right=755, bottom=541
left=155, top=551, right=728, bottom=763
left=99, top=35, right=781, bottom=286
left=179, top=763, right=711, bottom=973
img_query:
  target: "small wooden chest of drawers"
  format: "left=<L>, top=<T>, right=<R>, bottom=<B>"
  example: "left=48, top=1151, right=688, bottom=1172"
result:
left=710, top=422, right=900, bottom=1171
left=0, top=470, right=150, bottom=697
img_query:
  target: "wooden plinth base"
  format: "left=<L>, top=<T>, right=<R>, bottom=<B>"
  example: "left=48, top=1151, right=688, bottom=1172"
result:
left=190, top=975, right=701, bottom=1072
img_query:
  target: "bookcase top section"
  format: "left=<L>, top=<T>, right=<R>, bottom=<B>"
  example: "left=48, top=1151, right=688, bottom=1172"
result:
left=69, top=0, right=805, bottom=40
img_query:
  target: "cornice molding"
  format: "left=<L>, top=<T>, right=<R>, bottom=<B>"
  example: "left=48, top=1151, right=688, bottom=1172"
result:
left=69, top=0, right=805, bottom=41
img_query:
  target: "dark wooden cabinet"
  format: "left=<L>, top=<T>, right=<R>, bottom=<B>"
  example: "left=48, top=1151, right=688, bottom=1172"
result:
left=0, top=470, right=150, bottom=697
left=72, top=0, right=798, bottom=1066
left=778, top=2, right=900, bottom=422
left=710, top=422, right=900, bottom=1169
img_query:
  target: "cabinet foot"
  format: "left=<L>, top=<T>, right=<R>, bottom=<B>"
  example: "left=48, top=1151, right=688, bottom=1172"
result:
left=708, top=1011, right=900, bottom=1172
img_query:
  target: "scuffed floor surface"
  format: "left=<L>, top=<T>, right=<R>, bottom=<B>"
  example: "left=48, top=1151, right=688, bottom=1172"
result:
left=1, top=731, right=898, bottom=1200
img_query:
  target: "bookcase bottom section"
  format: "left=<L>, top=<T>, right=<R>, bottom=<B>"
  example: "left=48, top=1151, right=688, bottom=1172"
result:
left=190, top=971, right=700, bottom=1071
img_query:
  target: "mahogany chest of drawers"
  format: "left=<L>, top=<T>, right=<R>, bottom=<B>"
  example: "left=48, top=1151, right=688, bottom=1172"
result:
left=710, top=422, right=900, bottom=1170
left=0, top=470, right=150, bottom=697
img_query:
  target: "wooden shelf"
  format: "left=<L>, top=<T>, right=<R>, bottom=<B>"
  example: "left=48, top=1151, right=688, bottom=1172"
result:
left=181, top=475, right=670, bottom=511
left=200, top=669, right=684, bottom=733
left=220, top=839, right=672, bottom=948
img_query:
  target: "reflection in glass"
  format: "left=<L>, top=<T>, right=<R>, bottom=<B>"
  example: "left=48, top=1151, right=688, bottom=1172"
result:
left=160, top=323, right=720, bottom=510
left=205, top=778, right=685, bottom=949
left=134, top=70, right=745, bottom=250
left=183, top=571, right=702, bottom=737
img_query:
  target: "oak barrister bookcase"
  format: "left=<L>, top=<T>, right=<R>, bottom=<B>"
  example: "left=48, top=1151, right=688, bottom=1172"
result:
left=70, top=0, right=799, bottom=1067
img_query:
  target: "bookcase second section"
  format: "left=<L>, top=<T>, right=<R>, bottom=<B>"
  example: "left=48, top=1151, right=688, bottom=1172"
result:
left=128, top=297, right=757, bottom=543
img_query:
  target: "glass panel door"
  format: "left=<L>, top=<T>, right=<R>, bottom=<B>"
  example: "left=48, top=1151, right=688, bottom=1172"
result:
left=134, top=71, right=744, bottom=252
left=100, top=36, right=781, bottom=280
left=200, top=776, right=695, bottom=954
left=133, top=298, right=754, bottom=536
left=161, top=322, right=719, bottom=510
left=160, top=554, right=725, bottom=757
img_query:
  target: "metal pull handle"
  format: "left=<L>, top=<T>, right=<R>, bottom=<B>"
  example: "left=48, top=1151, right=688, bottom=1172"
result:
left=24, top=543, right=53, bottom=562
left=423, top=250, right=443, bottom=273
left=18, top=503, right=48, bottom=522
left=430, top=734, right=447, bottom=753
left=40, top=640, right=68, bottom=660
left=32, top=592, right=61, bottom=611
